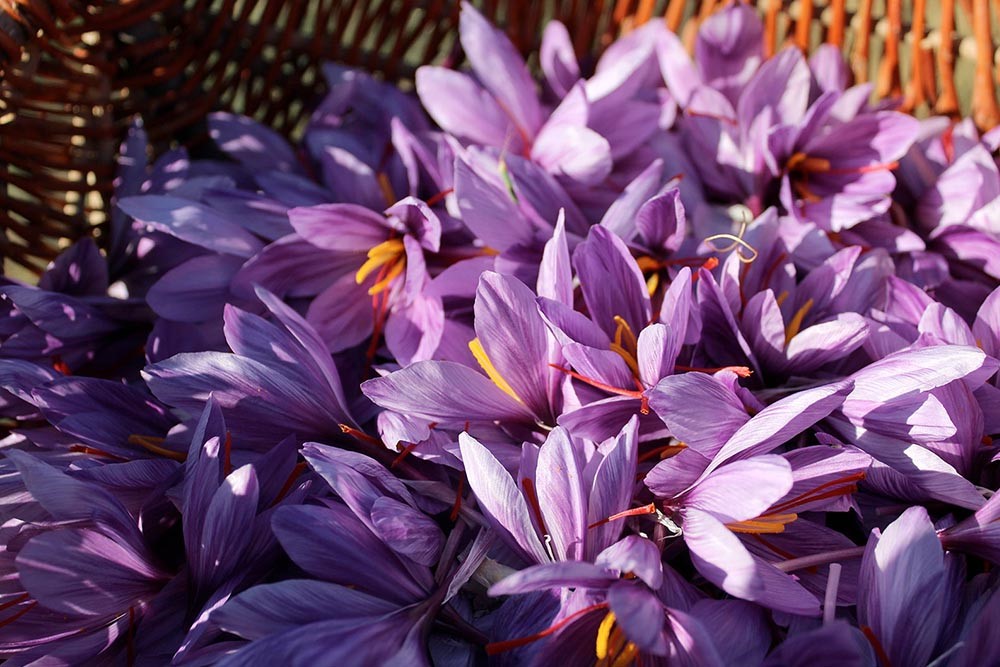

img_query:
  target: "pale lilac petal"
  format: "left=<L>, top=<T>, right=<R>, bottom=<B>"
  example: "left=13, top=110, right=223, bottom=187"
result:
left=474, top=272, right=553, bottom=419
left=711, top=380, right=853, bottom=466
left=459, top=3, right=543, bottom=139
left=685, top=456, right=792, bottom=523
left=532, top=124, right=612, bottom=186
left=574, top=226, right=651, bottom=337
left=535, top=427, right=587, bottom=561
left=540, top=21, right=580, bottom=97
left=607, top=581, right=666, bottom=654
left=683, top=508, right=763, bottom=600
left=649, top=373, right=750, bottom=455
left=362, top=361, right=533, bottom=423
left=488, top=561, right=616, bottom=596
left=595, top=535, right=663, bottom=589
left=458, top=432, right=549, bottom=563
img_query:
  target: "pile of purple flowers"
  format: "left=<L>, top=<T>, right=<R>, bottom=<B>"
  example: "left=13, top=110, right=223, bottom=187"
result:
left=2, top=3, right=1000, bottom=665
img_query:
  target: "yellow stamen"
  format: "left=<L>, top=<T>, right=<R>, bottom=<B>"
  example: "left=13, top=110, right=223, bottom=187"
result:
left=609, top=316, right=641, bottom=378
left=611, top=643, right=640, bottom=667
left=368, top=258, right=405, bottom=295
left=727, top=512, right=799, bottom=534
left=128, top=434, right=186, bottom=461
left=784, top=298, right=815, bottom=346
left=356, top=238, right=405, bottom=285
left=635, top=256, right=662, bottom=273
left=377, top=172, right=396, bottom=207
left=775, top=290, right=790, bottom=307
left=787, top=151, right=832, bottom=174
left=595, top=611, right=617, bottom=660
left=645, top=272, right=660, bottom=297
left=469, top=338, right=522, bottom=403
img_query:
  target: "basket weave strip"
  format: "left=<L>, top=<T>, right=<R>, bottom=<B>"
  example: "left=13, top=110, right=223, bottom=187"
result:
left=1, top=0, right=998, bottom=276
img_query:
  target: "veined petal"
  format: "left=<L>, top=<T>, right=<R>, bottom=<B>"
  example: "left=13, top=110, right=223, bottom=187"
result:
left=459, top=432, right=549, bottom=563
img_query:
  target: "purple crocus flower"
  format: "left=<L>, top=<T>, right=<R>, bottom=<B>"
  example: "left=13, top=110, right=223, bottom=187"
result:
left=458, top=417, right=638, bottom=564
left=210, top=443, right=488, bottom=666
left=487, top=535, right=724, bottom=665
left=416, top=3, right=612, bottom=189
left=857, top=505, right=962, bottom=667
left=143, top=287, right=356, bottom=451
left=362, top=269, right=564, bottom=437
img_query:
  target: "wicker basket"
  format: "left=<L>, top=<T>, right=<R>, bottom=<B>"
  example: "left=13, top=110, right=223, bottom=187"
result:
left=2, top=0, right=999, bottom=278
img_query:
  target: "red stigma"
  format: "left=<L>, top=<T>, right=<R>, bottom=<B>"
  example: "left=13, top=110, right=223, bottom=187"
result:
left=521, top=477, right=549, bottom=536
left=450, top=476, right=466, bottom=522
left=485, top=602, right=609, bottom=655
left=223, top=431, right=233, bottom=476
left=391, top=441, right=421, bottom=468
left=272, top=462, right=308, bottom=506
left=425, top=187, right=454, bottom=207
left=589, top=502, right=657, bottom=529
left=51, top=356, right=71, bottom=376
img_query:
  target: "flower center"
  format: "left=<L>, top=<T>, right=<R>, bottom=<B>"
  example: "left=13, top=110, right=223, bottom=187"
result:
left=609, top=316, right=641, bottom=379
left=596, top=611, right=639, bottom=666
left=356, top=238, right=406, bottom=296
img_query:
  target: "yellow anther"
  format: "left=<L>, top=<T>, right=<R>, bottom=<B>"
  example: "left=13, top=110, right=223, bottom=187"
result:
left=645, top=272, right=660, bottom=298
left=635, top=256, right=662, bottom=273
left=595, top=611, right=617, bottom=660
left=784, top=298, right=815, bottom=346
left=609, top=316, right=640, bottom=378
left=775, top=290, right=790, bottom=307
left=377, top=172, right=396, bottom=207
left=727, top=512, right=799, bottom=534
left=368, top=258, right=406, bottom=295
left=469, top=337, right=522, bottom=404
left=787, top=151, right=832, bottom=173
left=611, top=643, right=640, bottom=667
left=356, top=238, right=405, bottom=285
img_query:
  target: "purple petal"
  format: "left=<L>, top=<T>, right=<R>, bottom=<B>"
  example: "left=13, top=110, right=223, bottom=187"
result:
left=17, top=529, right=166, bottom=617
left=608, top=581, right=666, bottom=654
left=208, top=112, right=299, bottom=173
left=595, top=535, right=663, bottom=589
left=271, top=504, right=426, bottom=604
left=540, top=21, right=580, bottom=97
left=193, top=465, right=260, bottom=590
left=683, top=508, right=762, bottom=600
left=488, top=560, right=616, bottom=596
left=118, top=196, right=264, bottom=258
left=535, top=427, right=587, bottom=561
left=574, top=226, right=651, bottom=337
left=458, top=432, right=549, bottom=563
left=213, top=580, right=396, bottom=641
left=686, top=456, right=792, bottom=523
left=147, top=254, right=244, bottom=323
left=459, top=3, right=543, bottom=139
left=371, top=496, right=445, bottom=567
left=649, top=373, right=750, bottom=455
